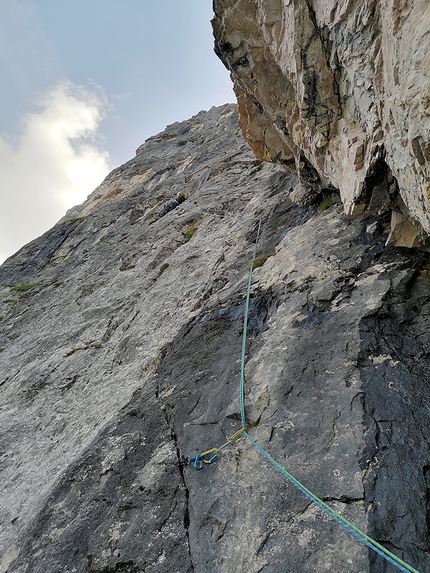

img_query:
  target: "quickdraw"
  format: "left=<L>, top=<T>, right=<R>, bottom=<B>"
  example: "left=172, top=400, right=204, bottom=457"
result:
left=187, top=428, right=247, bottom=471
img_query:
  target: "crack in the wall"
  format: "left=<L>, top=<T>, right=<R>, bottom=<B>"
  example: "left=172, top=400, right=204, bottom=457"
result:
left=321, top=496, right=364, bottom=505
left=256, top=528, right=274, bottom=555
left=156, top=384, right=196, bottom=572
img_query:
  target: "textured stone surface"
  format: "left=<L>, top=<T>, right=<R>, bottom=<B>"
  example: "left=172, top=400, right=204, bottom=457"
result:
left=1, top=105, right=430, bottom=572
left=212, top=0, right=430, bottom=245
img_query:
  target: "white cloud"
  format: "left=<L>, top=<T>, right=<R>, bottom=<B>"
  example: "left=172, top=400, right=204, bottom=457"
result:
left=0, top=80, right=112, bottom=264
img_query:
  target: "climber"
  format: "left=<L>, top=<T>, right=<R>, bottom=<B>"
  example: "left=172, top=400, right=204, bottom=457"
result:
left=158, top=191, right=186, bottom=219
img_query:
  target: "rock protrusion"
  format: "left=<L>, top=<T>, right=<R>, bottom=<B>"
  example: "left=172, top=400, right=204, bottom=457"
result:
left=212, top=0, right=430, bottom=246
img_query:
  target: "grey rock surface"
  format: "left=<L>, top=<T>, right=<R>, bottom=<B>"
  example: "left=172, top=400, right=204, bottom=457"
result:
left=1, top=105, right=430, bottom=572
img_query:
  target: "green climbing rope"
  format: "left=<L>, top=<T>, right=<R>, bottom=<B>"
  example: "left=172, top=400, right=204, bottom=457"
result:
left=186, top=207, right=420, bottom=572
left=238, top=220, right=420, bottom=573
left=240, top=217, right=262, bottom=427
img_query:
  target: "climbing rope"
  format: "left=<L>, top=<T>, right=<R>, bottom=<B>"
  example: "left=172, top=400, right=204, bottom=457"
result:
left=237, top=220, right=420, bottom=573
left=240, top=217, right=262, bottom=427
left=187, top=212, right=420, bottom=573
left=244, top=433, right=419, bottom=573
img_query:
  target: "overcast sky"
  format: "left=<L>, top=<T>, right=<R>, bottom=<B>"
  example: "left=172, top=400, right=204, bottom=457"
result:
left=0, top=0, right=234, bottom=264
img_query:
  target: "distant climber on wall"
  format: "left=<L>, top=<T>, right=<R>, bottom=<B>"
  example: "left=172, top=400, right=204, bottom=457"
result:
left=158, top=191, right=186, bottom=219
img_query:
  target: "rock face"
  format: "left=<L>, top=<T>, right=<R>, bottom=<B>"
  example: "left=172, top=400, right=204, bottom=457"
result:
left=212, top=0, right=430, bottom=246
left=1, top=105, right=430, bottom=573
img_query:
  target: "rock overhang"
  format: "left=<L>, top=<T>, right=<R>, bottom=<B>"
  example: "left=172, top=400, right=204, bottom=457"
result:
left=212, top=0, right=430, bottom=248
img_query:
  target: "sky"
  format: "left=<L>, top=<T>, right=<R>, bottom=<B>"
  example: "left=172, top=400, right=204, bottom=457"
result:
left=0, top=0, right=235, bottom=264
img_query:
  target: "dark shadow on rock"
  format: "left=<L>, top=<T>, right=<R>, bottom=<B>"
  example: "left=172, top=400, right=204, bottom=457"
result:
left=358, top=252, right=430, bottom=573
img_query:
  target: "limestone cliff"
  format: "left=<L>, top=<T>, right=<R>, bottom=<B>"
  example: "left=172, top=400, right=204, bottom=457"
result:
left=1, top=105, right=430, bottom=573
left=212, top=0, right=430, bottom=248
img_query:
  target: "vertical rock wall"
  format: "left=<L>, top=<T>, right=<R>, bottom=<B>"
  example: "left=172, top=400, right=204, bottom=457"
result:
left=1, top=106, right=430, bottom=572
left=212, top=0, right=430, bottom=246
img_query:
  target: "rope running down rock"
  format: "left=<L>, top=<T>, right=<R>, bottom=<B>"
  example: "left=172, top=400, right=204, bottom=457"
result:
left=188, top=210, right=420, bottom=573
left=239, top=218, right=420, bottom=573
